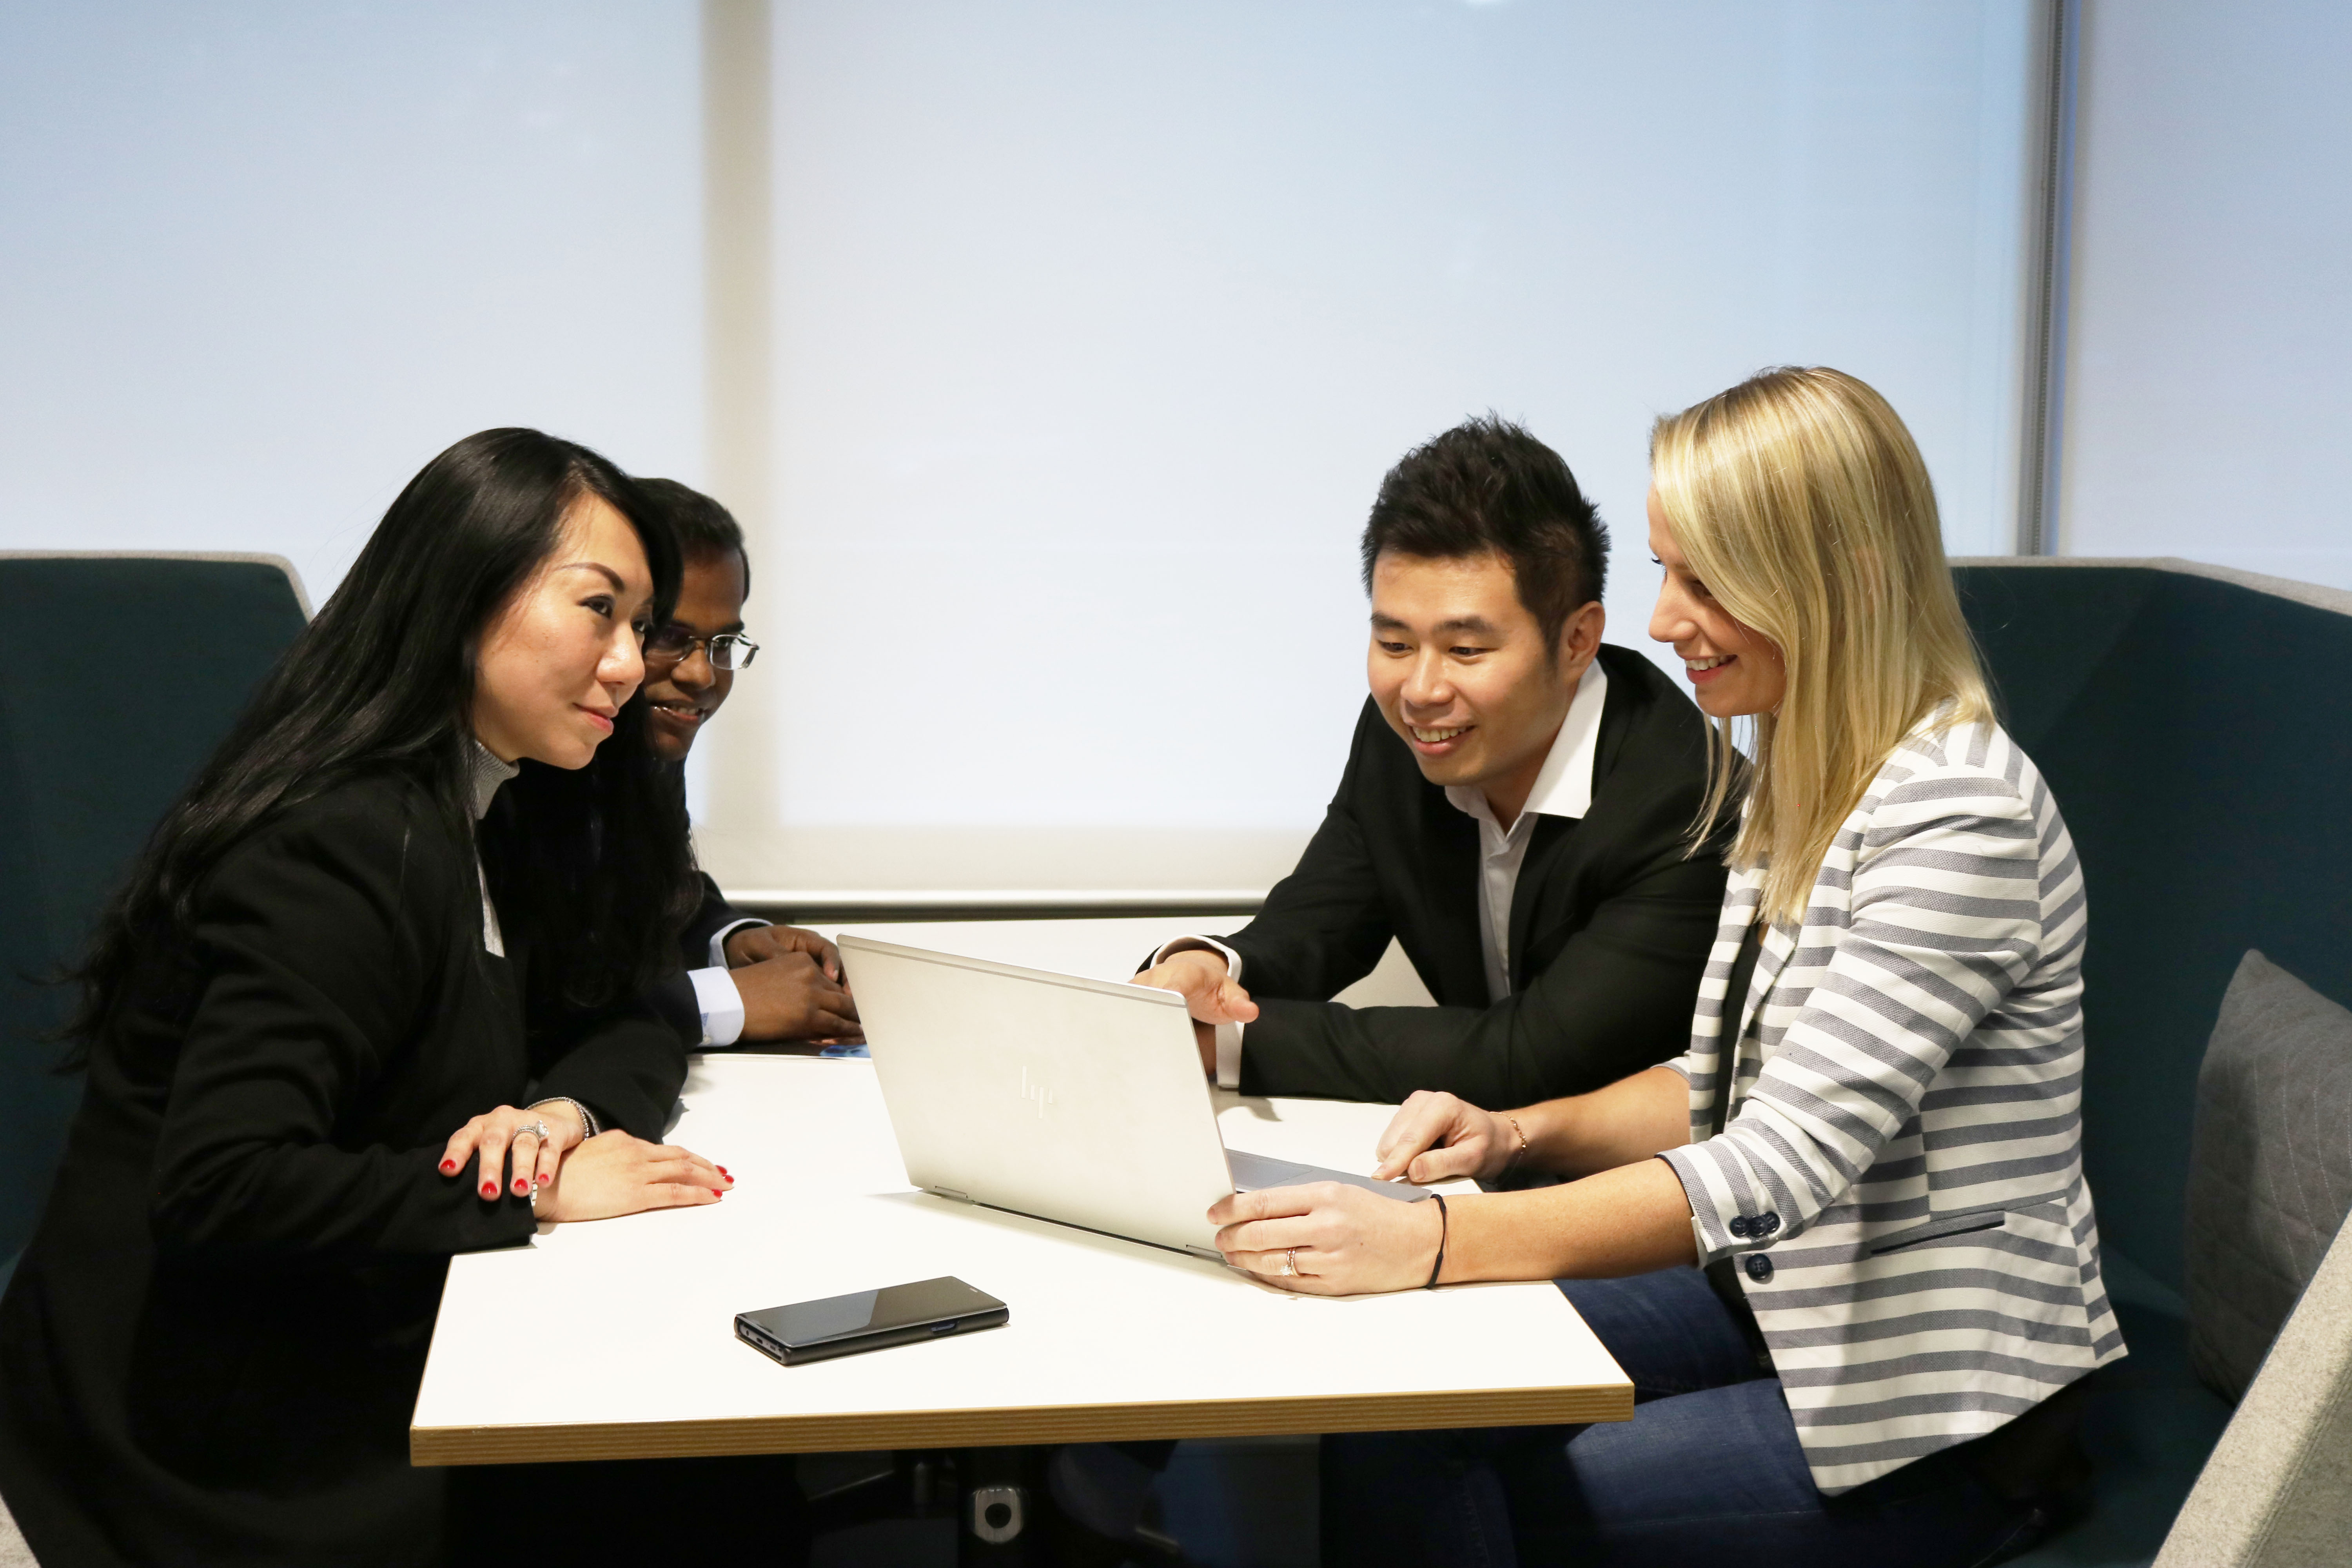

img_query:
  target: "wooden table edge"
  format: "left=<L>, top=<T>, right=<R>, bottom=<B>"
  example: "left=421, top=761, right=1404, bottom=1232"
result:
left=411, top=1382, right=1633, bottom=1466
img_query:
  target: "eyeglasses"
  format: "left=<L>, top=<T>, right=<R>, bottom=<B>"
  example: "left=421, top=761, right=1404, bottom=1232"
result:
left=643, top=624, right=760, bottom=671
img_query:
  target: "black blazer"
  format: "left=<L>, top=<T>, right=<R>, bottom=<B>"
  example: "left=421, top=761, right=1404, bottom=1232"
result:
left=648, top=874, right=759, bottom=1046
left=0, top=772, right=687, bottom=1567
left=1218, top=644, right=1728, bottom=1107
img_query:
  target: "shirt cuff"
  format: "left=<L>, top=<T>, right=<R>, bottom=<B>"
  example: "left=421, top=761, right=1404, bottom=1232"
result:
left=1214, top=1020, right=1243, bottom=1091
left=1152, top=935, right=1243, bottom=985
left=688, top=965, right=747, bottom=1047
left=707, top=917, right=770, bottom=970
left=1149, top=938, right=1245, bottom=1088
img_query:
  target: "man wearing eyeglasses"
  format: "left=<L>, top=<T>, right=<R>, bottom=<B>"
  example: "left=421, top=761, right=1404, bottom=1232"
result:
left=636, top=478, right=860, bottom=1047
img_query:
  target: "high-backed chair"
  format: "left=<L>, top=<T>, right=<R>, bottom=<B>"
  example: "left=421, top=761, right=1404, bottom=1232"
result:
left=2132, top=947, right=2352, bottom=1566
left=2154, top=1211, right=2352, bottom=1565
left=1952, top=559, right=2352, bottom=1566
left=0, top=552, right=310, bottom=1293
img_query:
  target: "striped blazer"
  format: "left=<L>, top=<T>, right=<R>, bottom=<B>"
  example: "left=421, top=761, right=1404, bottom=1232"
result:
left=1659, top=714, right=2125, bottom=1494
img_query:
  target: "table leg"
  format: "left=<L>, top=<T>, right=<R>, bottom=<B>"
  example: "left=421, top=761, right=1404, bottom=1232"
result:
left=957, top=1444, right=1046, bottom=1564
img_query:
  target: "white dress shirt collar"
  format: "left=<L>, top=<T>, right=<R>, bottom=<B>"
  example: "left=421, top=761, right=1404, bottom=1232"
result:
left=1441, top=652, right=1609, bottom=831
left=1176, top=653, right=1613, bottom=1083
left=1441, top=655, right=1609, bottom=1002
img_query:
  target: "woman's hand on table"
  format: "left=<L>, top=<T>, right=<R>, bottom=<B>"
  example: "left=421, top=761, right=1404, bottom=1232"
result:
left=531, top=1131, right=733, bottom=1222
left=1370, top=1091, right=1515, bottom=1184
left=1208, top=1182, right=1446, bottom=1296
left=439, top=1100, right=588, bottom=1200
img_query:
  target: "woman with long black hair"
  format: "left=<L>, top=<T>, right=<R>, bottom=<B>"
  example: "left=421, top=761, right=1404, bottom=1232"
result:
left=0, top=429, right=733, bottom=1565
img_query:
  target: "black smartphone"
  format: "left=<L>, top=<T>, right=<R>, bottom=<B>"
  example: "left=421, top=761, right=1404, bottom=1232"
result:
left=735, top=1276, right=1008, bottom=1366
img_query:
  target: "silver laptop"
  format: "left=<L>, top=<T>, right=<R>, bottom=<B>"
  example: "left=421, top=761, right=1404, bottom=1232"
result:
left=839, top=933, right=1429, bottom=1262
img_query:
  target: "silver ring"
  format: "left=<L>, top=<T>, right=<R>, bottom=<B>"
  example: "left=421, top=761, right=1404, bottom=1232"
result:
left=515, top=1120, right=550, bottom=1143
left=1283, top=1247, right=1299, bottom=1277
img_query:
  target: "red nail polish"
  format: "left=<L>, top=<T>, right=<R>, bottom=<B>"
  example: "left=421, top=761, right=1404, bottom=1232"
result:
left=512, top=1178, right=529, bottom=1194
left=440, top=1160, right=457, bottom=1174
left=481, top=1183, right=495, bottom=1198
left=711, top=1188, right=724, bottom=1196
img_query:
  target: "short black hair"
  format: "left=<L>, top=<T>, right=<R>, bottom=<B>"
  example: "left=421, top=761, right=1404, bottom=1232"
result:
left=637, top=477, right=750, bottom=593
left=1359, top=415, right=1608, bottom=648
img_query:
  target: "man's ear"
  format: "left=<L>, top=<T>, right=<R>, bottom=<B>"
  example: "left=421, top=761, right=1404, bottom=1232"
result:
left=1557, top=600, right=1606, bottom=675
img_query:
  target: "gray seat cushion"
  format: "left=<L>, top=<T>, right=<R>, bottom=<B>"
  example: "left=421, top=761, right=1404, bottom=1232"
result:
left=2185, top=951, right=2352, bottom=1403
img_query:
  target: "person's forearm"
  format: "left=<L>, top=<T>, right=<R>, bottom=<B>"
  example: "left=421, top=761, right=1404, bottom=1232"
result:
left=537, top=1014, right=686, bottom=1143
left=1514, top=1065, right=1691, bottom=1178
left=152, top=1136, right=539, bottom=1260
left=1438, top=1157, right=1696, bottom=1283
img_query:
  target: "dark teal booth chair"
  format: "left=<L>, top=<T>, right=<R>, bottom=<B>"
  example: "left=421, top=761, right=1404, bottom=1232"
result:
left=1956, top=558, right=2352, bottom=1567
left=2, top=549, right=2338, bottom=1563
left=0, top=553, right=309, bottom=1294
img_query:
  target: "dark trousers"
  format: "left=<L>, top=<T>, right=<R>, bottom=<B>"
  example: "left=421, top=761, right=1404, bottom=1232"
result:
left=1323, top=1267, right=2056, bottom=1568
left=447, top=1454, right=808, bottom=1564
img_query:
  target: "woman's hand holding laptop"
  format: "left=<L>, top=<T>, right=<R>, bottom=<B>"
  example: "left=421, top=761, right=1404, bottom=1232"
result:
left=1209, top=1180, right=1447, bottom=1296
left=1211, top=1088, right=1494, bottom=1293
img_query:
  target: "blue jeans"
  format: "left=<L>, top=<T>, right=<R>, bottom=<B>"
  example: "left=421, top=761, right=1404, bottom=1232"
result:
left=1322, top=1267, right=2053, bottom=1568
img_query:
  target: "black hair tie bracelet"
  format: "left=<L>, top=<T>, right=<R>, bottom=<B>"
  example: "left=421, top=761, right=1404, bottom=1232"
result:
left=1424, top=1192, right=1450, bottom=1289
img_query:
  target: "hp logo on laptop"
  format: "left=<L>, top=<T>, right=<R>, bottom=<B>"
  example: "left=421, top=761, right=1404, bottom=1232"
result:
left=1019, top=1066, right=1055, bottom=1119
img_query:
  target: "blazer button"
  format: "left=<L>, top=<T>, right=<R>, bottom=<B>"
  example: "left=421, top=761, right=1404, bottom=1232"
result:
left=1744, top=1254, right=1775, bottom=1284
left=1759, top=1212, right=1781, bottom=1236
left=1729, top=1216, right=1751, bottom=1238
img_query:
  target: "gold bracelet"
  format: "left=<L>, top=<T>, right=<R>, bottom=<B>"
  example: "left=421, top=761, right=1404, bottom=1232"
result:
left=1503, top=1115, right=1529, bottom=1170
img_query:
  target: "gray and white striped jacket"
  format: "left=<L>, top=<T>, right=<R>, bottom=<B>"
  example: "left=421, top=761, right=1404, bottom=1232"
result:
left=1659, top=714, right=2125, bottom=1494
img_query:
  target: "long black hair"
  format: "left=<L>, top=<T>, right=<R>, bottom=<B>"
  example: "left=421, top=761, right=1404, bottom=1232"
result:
left=67, top=428, right=699, bottom=1055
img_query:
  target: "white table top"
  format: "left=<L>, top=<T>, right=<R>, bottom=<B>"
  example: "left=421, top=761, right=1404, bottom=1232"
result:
left=411, top=1055, right=1628, bottom=1465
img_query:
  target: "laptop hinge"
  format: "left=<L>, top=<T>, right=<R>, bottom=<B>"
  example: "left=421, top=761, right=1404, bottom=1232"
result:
left=930, top=1187, right=973, bottom=1203
left=1182, top=1245, right=1225, bottom=1263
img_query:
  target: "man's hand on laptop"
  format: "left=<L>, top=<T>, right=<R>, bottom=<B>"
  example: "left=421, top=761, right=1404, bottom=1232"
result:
left=1131, top=947, right=1259, bottom=1074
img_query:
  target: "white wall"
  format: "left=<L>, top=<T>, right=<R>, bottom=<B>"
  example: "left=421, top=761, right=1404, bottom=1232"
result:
left=0, top=4, right=2043, bottom=896
left=714, top=0, right=2038, bottom=892
left=2059, top=0, right=2352, bottom=586
left=0, top=3, right=704, bottom=604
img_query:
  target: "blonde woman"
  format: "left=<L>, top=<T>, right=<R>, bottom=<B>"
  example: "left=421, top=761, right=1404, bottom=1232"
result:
left=1207, top=367, right=2122, bottom=1566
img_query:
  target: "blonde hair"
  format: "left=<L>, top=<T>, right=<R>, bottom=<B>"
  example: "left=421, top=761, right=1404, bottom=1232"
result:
left=1651, top=367, right=1992, bottom=924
